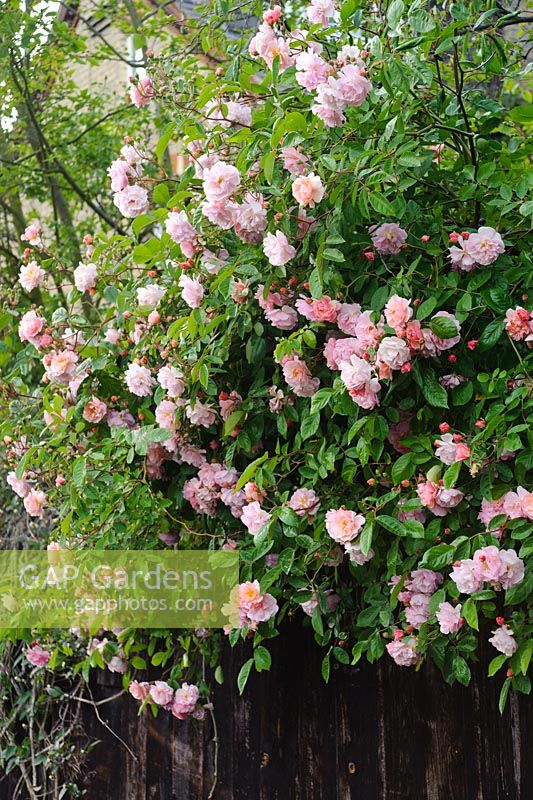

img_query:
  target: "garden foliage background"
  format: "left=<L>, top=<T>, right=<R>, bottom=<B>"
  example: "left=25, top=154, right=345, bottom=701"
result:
left=0, top=0, right=532, bottom=795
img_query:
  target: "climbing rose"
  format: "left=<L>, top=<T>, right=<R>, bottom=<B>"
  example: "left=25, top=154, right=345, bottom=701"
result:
left=505, top=307, right=531, bottom=341
left=113, top=184, right=149, bottom=218
left=325, top=508, right=365, bottom=544
left=6, top=471, right=31, bottom=498
left=21, top=222, right=41, bottom=246
left=489, top=625, right=517, bottom=657
left=291, top=173, right=325, bottom=207
left=499, top=550, right=525, bottom=590
left=436, top=602, right=463, bottom=635
left=129, top=75, right=154, bottom=108
left=24, top=489, right=47, bottom=517
left=241, top=501, right=272, bottom=535
left=472, top=546, right=504, bottom=583
left=43, top=349, right=79, bottom=385
left=19, top=261, right=45, bottom=291
left=150, top=681, right=174, bottom=707
left=74, top=262, right=97, bottom=293
left=18, top=310, right=45, bottom=345
left=307, top=0, right=336, bottom=25
left=384, top=295, right=413, bottom=332
left=171, top=683, right=200, bottom=719
left=376, top=336, right=410, bottom=370
left=450, top=560, right=483, bottom=595
left=26, top=645, right=51, bottom=667
left=370, top=222, right=407, bottom=255
left=137, top=283, right=166, bottom=307
left=237, top=580, right=278, bottom=625
left=263, top=231, right=296, bottom=266
left=157, top=365, right=185, bottom=397
left=466, top=226, right=504, bottom=265
left=386, top=637, right=420, bottom=667
left=82, top=397, right=107, bottom=424
left=434, top=433, right=471, bottom=465
left=178, top=274, right=204, bottom=308
left=185, top=400, right=216, bottom=427
left=155, top=399, right=176, bottom=431
left=288, top=488, right=321, bottom=516
left=202, top=161, right=240, bottom=202
left=281, top=146, right=309, bottom=176
left=124, top=363, right=154, bottom=397
left=282, top=354, right=320, bottom=397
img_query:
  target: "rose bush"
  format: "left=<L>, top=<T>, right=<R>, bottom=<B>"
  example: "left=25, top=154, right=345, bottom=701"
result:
left=1, top=0, right=532, bottom=714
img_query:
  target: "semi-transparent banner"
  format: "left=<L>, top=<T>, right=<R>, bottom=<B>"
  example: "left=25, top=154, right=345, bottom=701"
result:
left=0, top=550, right=239, bottom=629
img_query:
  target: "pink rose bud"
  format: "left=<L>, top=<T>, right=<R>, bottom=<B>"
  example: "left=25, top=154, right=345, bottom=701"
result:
left=467, top=339, right=479, bottom=350
left=475, top=419, right=486, bottom=429
left=439, top=423, right=451, bottom=433
left=449, top=231, right=460, bottom=243
left=55, top=475, right=66, bottom=486
left=420, top=235, right=430, bottom=242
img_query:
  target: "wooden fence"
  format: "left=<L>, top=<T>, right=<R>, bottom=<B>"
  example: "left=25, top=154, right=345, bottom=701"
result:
left=81, top=623, right=531, bottom=800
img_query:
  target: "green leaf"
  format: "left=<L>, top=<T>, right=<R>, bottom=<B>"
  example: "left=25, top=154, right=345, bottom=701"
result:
left=237, top=658, right=254, bottom=695
left=443, top=461, right=461, bottom=489
left=376, top=515, right=406, bottom=536
left=391, top=453, right=415, bottom=484
left=430, top=316, right=459, bottom=339
left=72, top=457, right=87, bottom=488
left=452, top=655, right=471, bottom=686
left=461, top=598, right=478, bottom=630
left=505, top=572, right=532, bottom=606
left=214, top=665, right=224, bottom=684
left=488, top=654, right=507, bottom=677
left=300, top=411, right=320, bottom=441
left=479, top=319, right=505, bottom=351
left=254, top=646, right=272, bottom=672
left=452, top=382, right=473, bottom=406
left=156, top=122, right=175, bottom=162
left=360, top=520, right=374, bottom=555
left=261, top=151, right=276, bottom=183
left=416, top=297, right=437, bottom=321
left=131, top=656, right=147, bottom=670
left=420, top=543, right=454, bottom=570
left=323, top=248, right=345, bottom=263
left=333, top=645, right=350, bottom=664
left=499, top=678, right=511, bottom=713
left=368, top=192, right=396, bottom=217
left=387, top=0, right=404, bottom=29
left=271, top=111, right=307, bottom=149
left=321, top=653, right=331, bottom=683
left=419, top=371, right=448, bottom=409
left=235, top=453, right=270, bottom=491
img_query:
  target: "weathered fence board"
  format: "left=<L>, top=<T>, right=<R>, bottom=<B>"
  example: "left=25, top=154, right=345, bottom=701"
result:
left=80, top=623, right=531, bottom=800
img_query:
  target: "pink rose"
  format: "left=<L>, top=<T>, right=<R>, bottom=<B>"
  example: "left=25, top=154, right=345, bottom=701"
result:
left=83, top=397, right=107, bottom=424
left=386, top=637, right=420, bottom=667
left=157, top=365, right=185, bottom=398
left=406, top=569, right=442, bottom=595
left=137, top=283, right=166, bottom=308
left=466, top=226, right=505, bottom=266
left=306, top=0, right=336, bottom=26
left=281, top=146, right=309, bottom=176
left=241, top=501, right=272, bottom=535
left=311, top=295, right=340, bottom=322
left=124, top=363, right=154, bottom=397
left=129, top=75, right=154, bottom=108
left=336, top=64, right=372, bottom=106
left=185, top=400, right=216, bottom=428
left=325, top=508, right=365, bottom=544
left=505, top=307, right=531, bottom=341
left=19, top=261, right=46, bottom=291
left=7, top=471, right=31, bottom=498
left=26, top=645, right=51, bottom=667
left=113, top=184, right=149, bottom=218
left=472, top=546, right=504, bottom=582
left=74, top=262, right=97, bottom=293
left=499, top=549, right=524, bottom=590
left=265, top=306, right=298, bottom=330
left=405, top=592, right=430, bottom=628
left=24, top=489, right=47, bottom=517
left=179, top=274, right=204, bottom=308
left=336, top=303, right=361, bottom=335
left=436, top=602, right=463, bottom=635
left=370, top=222, right=407, bottom=255
left=384, top=294, right=413, bottom=332
left=155, top=399, right=177, bottom=431
left=129, top=680, right=151, bottom=701
left=18, top=310, right=45, bottom=345
left=376, top=336, right=410, bottom=370
left=43, top=349, right=79, bottom=385
left=202, top=161, right=241, bottom=203
left=450, top=559, right=483, bottom=595
left=489, top=625, right=517, bottom=657
left=282, top=354, right=320, bottom=397
left=21, top=222, right=41, bottom=246
left=288, top=488, right=321, bottom=516
left=171, top=683, right=200, bottom=719
left=263, top=231, right=296, bottom=266
left=292, top=173, right=325, bottom=208
left=150, top=680, right=174, bottom=707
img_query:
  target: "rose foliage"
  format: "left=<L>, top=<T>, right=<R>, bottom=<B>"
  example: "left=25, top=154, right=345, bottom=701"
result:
left=1, top=0, right=532, bottom=716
